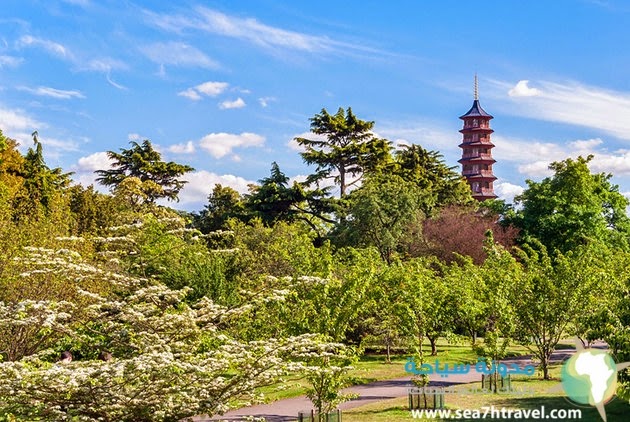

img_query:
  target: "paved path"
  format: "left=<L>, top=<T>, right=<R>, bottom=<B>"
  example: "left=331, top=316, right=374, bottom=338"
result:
left=201, top=345, right=586, bottom=422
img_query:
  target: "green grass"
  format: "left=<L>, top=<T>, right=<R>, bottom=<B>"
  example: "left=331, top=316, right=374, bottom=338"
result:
left=259, top=338, right=532, bottom=403
left=343, top=363, right=630, bottom=421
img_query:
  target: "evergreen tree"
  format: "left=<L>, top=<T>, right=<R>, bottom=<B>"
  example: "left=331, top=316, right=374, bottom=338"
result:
left=95, top=140, right=194, bottom=202
left=294, top=107, right=391, bottom=197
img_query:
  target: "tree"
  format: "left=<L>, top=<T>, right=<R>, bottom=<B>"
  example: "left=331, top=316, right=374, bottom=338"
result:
left=334, top=174, right=424, bottom=264
left=244, top=163, right=337, bottom=239
left=0, top=131, right=26, bottom=200
left=392, top=144, right=473, bottom=216
left=13, top=132, right=72, bottom=218
left=472, top=235, right=520, bottom=391
left=510, top=155, right=630, bottom=253
left=512, top=241, right=595, bottom=380
left=195, top=184, right=245, bottom=233
left=294, top=107, right=391, bottom=197
left=393, top=259, right=448, bottom=356
left=420, top=205, right=518, bottom=264
left=304, top=343, right=358, bottom=419
left=0, top=283, right=331, bottom=421
left=0, top=231, right=343, bottom=421
left=95, top=140, right=194, bottom=202
left=245, top=162, right=303, bottom=225
left=443, top=258, right=486, bottom=345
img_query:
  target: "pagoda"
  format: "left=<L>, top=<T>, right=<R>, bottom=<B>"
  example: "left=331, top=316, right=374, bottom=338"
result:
left=458, top=76, right=497, bottom=200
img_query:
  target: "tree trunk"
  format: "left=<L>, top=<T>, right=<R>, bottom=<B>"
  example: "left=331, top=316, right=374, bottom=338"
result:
left=339, top=169, right=346, bottom=198
left=429, top=336, right=437, bottom=356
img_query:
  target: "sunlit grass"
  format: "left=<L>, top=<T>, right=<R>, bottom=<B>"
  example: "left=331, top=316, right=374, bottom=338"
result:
left=344, top=363, right=630, bottom=421
left=259, top=338, right=532, bottom=403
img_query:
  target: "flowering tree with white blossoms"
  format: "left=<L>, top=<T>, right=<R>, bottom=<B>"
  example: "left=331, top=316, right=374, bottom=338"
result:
left=0, top=281, right=333, bottom=421
left=0, top=235, right=343, bottom=421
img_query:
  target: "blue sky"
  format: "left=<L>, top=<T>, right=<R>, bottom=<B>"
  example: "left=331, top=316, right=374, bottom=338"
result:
left=2, top=0, right=630, bottom=210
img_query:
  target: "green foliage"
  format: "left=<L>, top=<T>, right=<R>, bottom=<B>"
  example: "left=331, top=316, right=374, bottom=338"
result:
left=195, top=184, right=245, bottom=232
left=114, top=214, right=240, bottom=305
left=11, top=132, right=72, bottom=222
left=392, top=144, right=473, bottom=216
left=229, top=219, right=333, bottom=281
left=68, top=184, right=119, bottom=235
left=304, top=343, right=359, bottom=417
left=512, top=241, right=596, bottom=379
left=295, top=107, right=392, bottom=197
left=471, top=234, right=520, bottom=389
left=511, top=155, right=630, bottom=253
left=380, top=258, right=451, bottom=356
left=334, top=174, right=424, bottom=263
left=95, top=140, right=194, bottom=202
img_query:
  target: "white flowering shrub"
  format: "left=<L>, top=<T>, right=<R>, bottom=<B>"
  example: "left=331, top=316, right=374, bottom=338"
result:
left=0, top=300, right=74, bottom=361
left=0, top=281, right=330, bottom=421
left=303, top=342, right=359, bottom=416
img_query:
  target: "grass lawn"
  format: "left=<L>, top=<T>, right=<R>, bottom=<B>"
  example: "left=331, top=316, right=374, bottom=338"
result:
left=343, top=363, right=630, bottom=421
left=259, top=338, right=532, bottom=403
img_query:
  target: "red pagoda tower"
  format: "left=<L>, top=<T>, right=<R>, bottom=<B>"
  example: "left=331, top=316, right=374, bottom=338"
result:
left=458, top=76, right=497, bottom=200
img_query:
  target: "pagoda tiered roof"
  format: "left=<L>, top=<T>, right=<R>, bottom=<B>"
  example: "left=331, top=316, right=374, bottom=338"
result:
left=459, top=100, right=493, bottom=119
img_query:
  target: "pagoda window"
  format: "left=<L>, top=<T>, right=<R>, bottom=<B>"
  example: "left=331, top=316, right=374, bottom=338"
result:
left=472, top=182, right=481, bottom=192
left=473, top=119, right=478, bottom=127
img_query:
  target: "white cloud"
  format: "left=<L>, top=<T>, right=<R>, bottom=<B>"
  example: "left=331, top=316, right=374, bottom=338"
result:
left=74, top=151, right=112, bottom=172
left=287, top=138, right=304, bottom=152
left=168, top=141, right=195, bottom=154
left=176, top=170, right=253, bottom=206
left=494, top=79, right=630, bottom=141
left=0, top=55, right=23, bottom=68
left=127, top=133, right=146, bottom=142
left=287, top=132, right=329, bottom=152
left=80, top=58, right=128, bottom=90
left=508, top=80, right=541, bottom=97
left=196, top=81, right=229, bottom=96
left=569, top=138, right=603, bottom=150
left=199, top=132, right=265, bottom=158
left=494, top=133, right=630, bottom=178
left=85, top=58, right=128, bottom=72
left=178, top=81, right=229, bottom=101
left=140, top=42, right=218, bottom=69
left=178, top=88, right=201, bottom=101
left=378, top=123, right=460, bottom=153
left=70, top=151, right=113, bottom=188
left=219, top=97, right=246, bottom=109
left=18, top=86, right=85, bottom=99
left=39, top=136, right=80, bottom=152
left=0, top=107, right=42, bottom=135
left=494, top=182, right=525, bottom=203
left=492, top=135, right=568, bottom=165
left=258, top=96, right=276, bottom=107
left=16, top=35, right=70, bottom=59
left=145, top=7, right=384, bottom=57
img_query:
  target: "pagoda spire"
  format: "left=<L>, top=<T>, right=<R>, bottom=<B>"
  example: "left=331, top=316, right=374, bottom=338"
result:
left=458, top=76, right=497, bottom=201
